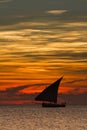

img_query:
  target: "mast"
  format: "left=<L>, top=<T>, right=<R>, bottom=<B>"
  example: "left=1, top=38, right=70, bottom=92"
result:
left=35, top=77, right=63, bottom=103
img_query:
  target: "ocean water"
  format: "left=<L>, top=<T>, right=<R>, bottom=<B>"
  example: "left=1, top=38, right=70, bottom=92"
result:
left=0, top=105, right=87, bottom=130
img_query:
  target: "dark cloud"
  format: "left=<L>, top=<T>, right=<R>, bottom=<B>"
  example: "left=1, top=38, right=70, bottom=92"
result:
left=22, top=50, right=87, bottom=62
left=0, top=84, right=87, bottom=104
left=5, top=85, right=29, bottom=96
left=0, top=0, right=87, bottom=26
left=59, top=92, right=87, bottom=105
left=65, top=79, right=87, bottom=84
left=0, top=83, right=47, bottom=101
left=0, top=0, right=12, bottom=3
left=0, top=85, right=29, bottom=100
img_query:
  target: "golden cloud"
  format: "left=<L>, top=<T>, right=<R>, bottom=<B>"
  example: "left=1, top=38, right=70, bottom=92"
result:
left=46, top=10, right=68, bottom=15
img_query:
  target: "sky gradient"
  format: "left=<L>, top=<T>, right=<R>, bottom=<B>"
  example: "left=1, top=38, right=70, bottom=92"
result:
left=0, top=0, right=87, bottom=105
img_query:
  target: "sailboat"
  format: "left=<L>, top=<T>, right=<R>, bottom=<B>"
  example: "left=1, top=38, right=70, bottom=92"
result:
left=35, top=77, right=66, bottom=107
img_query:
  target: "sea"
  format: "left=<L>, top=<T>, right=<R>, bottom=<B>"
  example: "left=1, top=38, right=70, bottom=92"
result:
left=0, top=105, right=87, bottom=130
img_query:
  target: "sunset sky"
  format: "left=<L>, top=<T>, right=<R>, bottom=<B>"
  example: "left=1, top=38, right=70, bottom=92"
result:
left=0, top=0, right=87, bottom=105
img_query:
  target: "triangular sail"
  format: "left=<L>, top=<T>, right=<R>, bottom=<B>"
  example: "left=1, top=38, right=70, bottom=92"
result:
left=35, top=77, right=63, bottom=103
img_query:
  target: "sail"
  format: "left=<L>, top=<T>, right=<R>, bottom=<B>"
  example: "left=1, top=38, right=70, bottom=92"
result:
left=35, top=77, right=63, bottom=103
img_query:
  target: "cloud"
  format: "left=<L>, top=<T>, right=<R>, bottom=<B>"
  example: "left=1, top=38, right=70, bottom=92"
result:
left=0, top=20, right=87, bottom=45
left=0, top=85, right=30, bottom=100
left=0, top=84, right=87, bottom=105
left=0, top=89, right=87, bottom=105
left=0, top=83, right=48, bottom=102
left=20, top=49, right=87, bottom=62
left=65, top=79, right=87, bottom=84
left=0, top=42, right=87, bottom=81
left=0, top=0, right=87, bottom=102
left=0, top=0, right=12, bottom=3
left=46, top=10, right=68, bottom=15
left=0, top=0, right=87, bottom=27
left=0, top=29, right=51, bottom=42
left=5, top=85, right=29, bottom=96
left=59, top=92, right=87, bottom=105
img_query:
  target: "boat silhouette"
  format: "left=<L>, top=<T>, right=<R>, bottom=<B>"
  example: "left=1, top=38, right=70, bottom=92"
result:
left=35, top=77, right=66, bottom=107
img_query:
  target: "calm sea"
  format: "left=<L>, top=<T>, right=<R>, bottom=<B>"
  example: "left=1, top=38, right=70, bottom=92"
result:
left=0, top=105, right=87, bottom=130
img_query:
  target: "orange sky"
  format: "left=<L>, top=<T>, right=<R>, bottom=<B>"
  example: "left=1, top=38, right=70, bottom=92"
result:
left=0, top=0, right=87, bottom=104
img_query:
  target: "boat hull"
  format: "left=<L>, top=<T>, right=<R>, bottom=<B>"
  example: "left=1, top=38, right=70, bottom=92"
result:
left=42, top=103, right=66, bottom=107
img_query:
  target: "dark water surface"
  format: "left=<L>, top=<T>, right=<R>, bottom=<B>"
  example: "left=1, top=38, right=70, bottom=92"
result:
left=0, top=105, right=87, bottom=130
